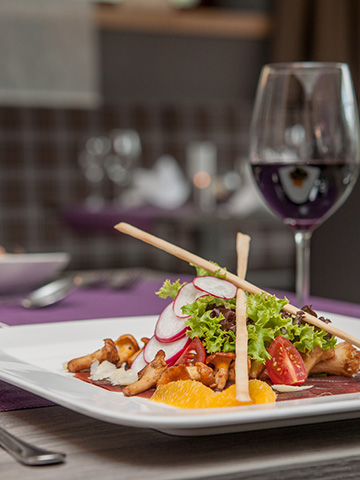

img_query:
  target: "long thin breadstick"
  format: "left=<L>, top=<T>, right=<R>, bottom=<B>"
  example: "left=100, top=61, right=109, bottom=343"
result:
left=114, top=222, right=360, bottom=349
left=235, top=233, right=251, bottom=402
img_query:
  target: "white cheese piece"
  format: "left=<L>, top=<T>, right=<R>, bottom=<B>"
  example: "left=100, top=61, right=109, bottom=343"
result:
left=90, top=359, right=99, bottom=376
left=89, top=359, right=138, bottom=386
left=109, top=367, right=138, bottom=386
left=90, top=360, right=116, bottom=381
left=272, top=384, right=314, bottom=393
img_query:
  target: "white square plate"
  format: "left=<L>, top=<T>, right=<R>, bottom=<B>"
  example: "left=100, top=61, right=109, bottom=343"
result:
left=1, top=313, right=360, bottom=436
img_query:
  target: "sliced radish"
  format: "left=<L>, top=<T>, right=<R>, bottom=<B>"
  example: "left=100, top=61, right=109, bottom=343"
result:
left=173, top=282, right=205, bottom=318
left=193, top=276, right=237, bottom=299
left=144, top=335, right=191, bottom=366
left=155, top=302, right=187, bottom=343
left=130, top=350, right=148, bottom=372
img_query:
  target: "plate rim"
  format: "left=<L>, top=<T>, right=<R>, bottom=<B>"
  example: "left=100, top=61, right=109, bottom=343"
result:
left=1, top=313, right=360, bottom=435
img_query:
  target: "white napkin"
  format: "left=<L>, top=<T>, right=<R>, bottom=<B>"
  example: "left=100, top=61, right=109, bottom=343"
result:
left=224, top=162, right=266, bottom=218
left=0, top=0, right=100, bottom=107
left=132, top=155, right=191, bottom=209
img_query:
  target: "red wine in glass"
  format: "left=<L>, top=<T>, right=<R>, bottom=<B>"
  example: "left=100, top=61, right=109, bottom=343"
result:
left=249, top=63, right=360, bottom=306
left=251, top=161, right=357, bottom=232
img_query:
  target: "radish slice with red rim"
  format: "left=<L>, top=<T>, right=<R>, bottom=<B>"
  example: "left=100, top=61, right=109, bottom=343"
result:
left=144, top=335, right=191, bottom=366
left=130, top=350, right=148, bottom=372
left=193, top=276, right=237, bottom=299
left=173, top=282, right=206, bottom=318
left=155, top=302, right=187, bottom=343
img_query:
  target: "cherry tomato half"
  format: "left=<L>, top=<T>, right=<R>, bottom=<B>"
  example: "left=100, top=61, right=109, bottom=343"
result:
left=174, top=337, right=207, bottom=366
left=266, top=336, right=307, bottom=385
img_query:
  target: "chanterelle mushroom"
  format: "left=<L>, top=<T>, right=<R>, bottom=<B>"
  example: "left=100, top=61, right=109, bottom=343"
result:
left=114, top=334, right=140, bottom=366
left=206, top=352, right=235, bottom=390
left=127, top=337, right=149, bottom=367
left=228, top=357, right=251, bottom=383
left=157, top=362, right=216, bottom=388
left=301, top=345, right=335, bottom=375
left=310, top=342, right=360, bottom=377
left=67, top=338, right=119, bottom=373
left=122, top=350, right=167, bottom=397
left=249, top=359, right=265, bottom=379
left=192, top=362, right=216, bottom=387
left=157, top=365, right=191, bottom=386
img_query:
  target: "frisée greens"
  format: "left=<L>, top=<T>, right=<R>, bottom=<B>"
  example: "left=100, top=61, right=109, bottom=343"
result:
left=156, top=275, right=336, bottom=364
left=246, top=292, right=336, bottom=363
left=156, top=279, right=186, bottom=300
left=183, top=296, right=236, bottom=354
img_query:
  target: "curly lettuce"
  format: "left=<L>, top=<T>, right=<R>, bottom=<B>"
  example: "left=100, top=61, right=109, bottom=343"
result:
left=156, top=279, right=185, bottom=300
left=183, top=296, right=236, bottom=354
left=155, top=264, right=223, bottom=300
left=190, top=263, right=227, bottom=279
left=247, top=292, right=336, bottom=363
left=155, top=278, right=336, bottom=364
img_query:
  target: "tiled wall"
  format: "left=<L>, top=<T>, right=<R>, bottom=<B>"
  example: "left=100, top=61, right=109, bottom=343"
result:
left=0, top=102, right=292, bottom=284
left=0, top=103, right=256, bottom=248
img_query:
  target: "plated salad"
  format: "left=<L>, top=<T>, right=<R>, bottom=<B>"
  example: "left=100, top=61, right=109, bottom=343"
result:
left=66, top=222, right=360, bottom=408
left=66, top=266, right=360, bottom=409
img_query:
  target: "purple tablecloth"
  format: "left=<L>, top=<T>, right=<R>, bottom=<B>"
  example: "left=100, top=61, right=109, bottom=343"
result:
left=0, top=277, right=183, bottom=327
left=62, top=204, right=170, bottom=233
left=0, top=274, right=189, bottom=412
left=1, top=276, right=360, bottom=412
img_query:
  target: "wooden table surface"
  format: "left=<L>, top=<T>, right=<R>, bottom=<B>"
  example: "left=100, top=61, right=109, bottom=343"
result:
left=3, top=274, right=360, bottom=479
left=2, top=405, right=360, bottom=480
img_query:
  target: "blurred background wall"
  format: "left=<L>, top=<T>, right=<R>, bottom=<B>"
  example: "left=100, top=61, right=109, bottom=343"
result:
left=0, top=0, right=359, bottom=303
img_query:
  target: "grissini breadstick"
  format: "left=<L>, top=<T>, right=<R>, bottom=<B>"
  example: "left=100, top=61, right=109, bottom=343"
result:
left=114, top=222, right=360, bottom=349
left=235, top=233, right=251, bottom=402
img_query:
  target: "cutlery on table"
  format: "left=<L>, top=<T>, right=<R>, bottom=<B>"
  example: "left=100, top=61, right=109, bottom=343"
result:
left=0, top=269, right=141, bottom=309
left=0, top=425, right=66, bottom=466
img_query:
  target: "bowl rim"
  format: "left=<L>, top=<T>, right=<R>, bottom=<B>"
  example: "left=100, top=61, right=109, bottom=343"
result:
left=0, top=252, right=70, bottom=264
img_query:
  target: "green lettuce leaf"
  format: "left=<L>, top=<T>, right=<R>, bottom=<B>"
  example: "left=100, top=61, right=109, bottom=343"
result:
left=190, top=263, right=227, bottom=279
left=155, top=276, right=336, bottom=363
left=155, top=279, right=185, bottom=300
left=246, top=292, right=336, bottom=363
left=183, top=291, right=336, bottom=363
left=184, top=297, right=236, bottom=353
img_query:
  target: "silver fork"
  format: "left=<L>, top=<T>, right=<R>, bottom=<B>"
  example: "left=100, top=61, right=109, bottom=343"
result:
left=0, top=425, right=66, bottom=466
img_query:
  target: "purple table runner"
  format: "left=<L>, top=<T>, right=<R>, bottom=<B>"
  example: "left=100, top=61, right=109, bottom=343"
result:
left=62, top=204, right=169, bottom=233
left=271, top=290, right=360, bottom=320
left=0, top=278, right=180, bottom=327
left=1, top=276, right=360, bottom=412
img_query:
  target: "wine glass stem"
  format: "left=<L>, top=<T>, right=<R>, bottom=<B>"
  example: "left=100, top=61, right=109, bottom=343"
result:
left=294, top=230, right=312, bottom=307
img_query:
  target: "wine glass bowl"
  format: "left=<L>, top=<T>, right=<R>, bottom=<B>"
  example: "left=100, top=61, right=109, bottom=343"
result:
left=249, top=62, right=360, bottom=306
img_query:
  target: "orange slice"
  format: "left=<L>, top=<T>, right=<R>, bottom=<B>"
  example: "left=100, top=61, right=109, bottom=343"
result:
left=151, top=379, right=276, bottom=409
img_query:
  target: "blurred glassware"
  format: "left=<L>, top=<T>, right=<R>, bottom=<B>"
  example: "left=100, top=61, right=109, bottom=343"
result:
left=214, top=168, right=242, bottom=206
left=186, top=141, right=217, bottom=213
left=104, top=129, right=142, bottom=206
left=78, top=136, right=111, bottom=210
left=224, top=160, right=265, bottom=218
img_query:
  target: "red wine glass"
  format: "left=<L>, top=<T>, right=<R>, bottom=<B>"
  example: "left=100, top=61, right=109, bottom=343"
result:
left=249, top=62, right=360, bottom=306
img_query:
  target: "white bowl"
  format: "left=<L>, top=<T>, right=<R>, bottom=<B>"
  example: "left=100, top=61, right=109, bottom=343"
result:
left=0, top=252, right=70, bottom=295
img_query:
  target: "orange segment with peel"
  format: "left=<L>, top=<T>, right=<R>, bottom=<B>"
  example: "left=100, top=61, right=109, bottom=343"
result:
left=151, top=379, right=276, bottom=409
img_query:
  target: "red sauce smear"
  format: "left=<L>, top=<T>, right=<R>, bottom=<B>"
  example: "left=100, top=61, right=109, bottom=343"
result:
left=275, top=374, right=360, bottom=402
left=74, top=372, right=155, bottom=399
left=75, top=372, right=360, bottom=402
